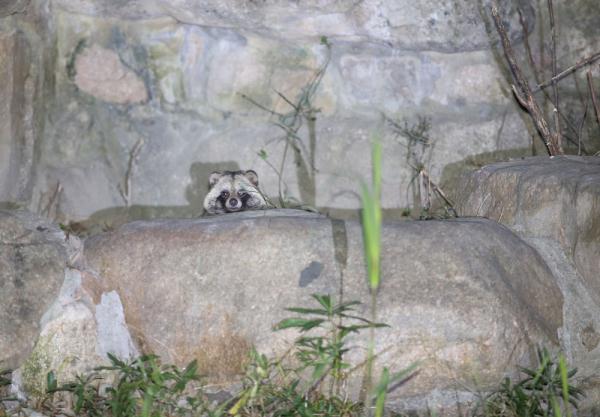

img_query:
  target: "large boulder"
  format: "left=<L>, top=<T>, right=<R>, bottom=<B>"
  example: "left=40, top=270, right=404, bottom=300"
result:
left=0, top=210, right=66, bottom=370
left=14, top=269, right=138, bottom=400
left=456, top=156, right=600, bottom=299
left=455, top=156, right=600, bottom=410
left=84, top=209, right=562, bottom=411
left=0, top=209, right=137, bottom=400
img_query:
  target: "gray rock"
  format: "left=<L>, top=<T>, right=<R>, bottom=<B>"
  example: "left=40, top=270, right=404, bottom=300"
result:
left=95, top=290, right=139, bottom=359
left=49, top=0, right=531, bottom=53
left=12, top=262, right=136, bottom=400
left=455, top=156, right=600, bottom=299
left=0, top=0, right=28, bottom=17
left=455, top=156, right=600, bottom=413
left=0, top=210, right=67, bottom=370
left=73, top=44, right=148, bottom=104
left=0, top=30, right=33, bottom=204
left=84, top=209, right=562, bottom=410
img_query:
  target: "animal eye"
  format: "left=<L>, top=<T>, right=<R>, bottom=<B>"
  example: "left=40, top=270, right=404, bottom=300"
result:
left=220, top=191, right=230, bottom=199
left=238, top=191, right=248, bottom=198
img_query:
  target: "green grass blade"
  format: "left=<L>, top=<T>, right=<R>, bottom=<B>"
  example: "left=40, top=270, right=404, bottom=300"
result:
left=374, top=367, right=390, bottom=417
left=559, top=354, right=571, bottom=417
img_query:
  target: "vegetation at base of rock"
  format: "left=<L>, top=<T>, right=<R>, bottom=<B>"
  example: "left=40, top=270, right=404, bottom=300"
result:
left=0, top=335, right=582, bottom=417
left=474, top=347, right=583, bottom=417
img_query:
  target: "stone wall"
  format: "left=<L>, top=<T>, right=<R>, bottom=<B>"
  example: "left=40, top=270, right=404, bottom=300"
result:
left=1, top=0, right=599, bottom=225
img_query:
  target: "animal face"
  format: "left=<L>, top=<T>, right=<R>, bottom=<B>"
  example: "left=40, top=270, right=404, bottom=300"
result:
left=203, top=170, right=267, bottom=214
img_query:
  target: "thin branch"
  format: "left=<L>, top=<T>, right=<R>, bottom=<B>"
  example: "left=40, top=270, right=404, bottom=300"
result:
left=118, top=137, right=145, bottom=207
left=533, top=51, right=600, bottom=93
left=491, top=5, right=562, bottom=155
left=577, top=97, right=588, bottom=156
left=587, top=69, right=600, bottom=131
left=273, top=88, right=299, bottom=112
left=517, top=8, right=542, bottom=85
left=41, top=181, right=63, bottom=220
left=239, top=93, right=284, bottom=117
left=518, top=6, right=583, bottom=143
left=547, top=0, right=562, bottom=150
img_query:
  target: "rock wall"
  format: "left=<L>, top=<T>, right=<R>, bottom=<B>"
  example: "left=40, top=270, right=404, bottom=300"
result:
left=1, top=0, right=599, bottom=226
left=0, top=1, right=51, bottom=206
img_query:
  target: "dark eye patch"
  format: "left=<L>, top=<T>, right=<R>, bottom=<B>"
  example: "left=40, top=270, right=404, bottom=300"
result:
left=220, top=190, right=230, bottom=199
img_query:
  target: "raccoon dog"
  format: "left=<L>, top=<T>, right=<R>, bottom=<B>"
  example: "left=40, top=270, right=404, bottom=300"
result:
left=203, top=170, right=268, bottom=214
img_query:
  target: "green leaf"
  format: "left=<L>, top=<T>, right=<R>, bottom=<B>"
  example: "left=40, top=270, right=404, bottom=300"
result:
left=46, top=370, right=58, bottom=392
left=331, top=300, right=362, bottom=314
left=559, top=354, right=571, bottom=417
left=361, top=179, right=381, bottom=291
left=285, top=307, right=330, bottom=316
left=141, top=391, right=154, bottom=417
left=374, top=367, right=389, bottom=417
left=228, top=388, right=251, bottom=415
left=311, top=294, right=332, bottom=312
left=274, top=318, right=325, bottom=331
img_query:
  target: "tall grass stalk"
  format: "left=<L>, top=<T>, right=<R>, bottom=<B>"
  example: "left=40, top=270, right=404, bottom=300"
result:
left=360, top=139, right=382, bottom=416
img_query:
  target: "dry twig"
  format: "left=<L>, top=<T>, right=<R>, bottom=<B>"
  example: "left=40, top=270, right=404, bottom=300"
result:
left=491, top=5, right=563, bottom=155
left=41, top=181, right=63, bottom=220
left=533, top=52, right=600, bottom=93
left=118, top=137, right=145, bottom=207
left=587, top=69, right=600, bottom=131
left=547, top=0, right=562, bottom=150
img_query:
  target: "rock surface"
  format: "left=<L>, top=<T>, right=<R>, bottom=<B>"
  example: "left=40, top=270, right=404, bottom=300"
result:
left=456, top=156, right=600, bottom=299
left=0, top=210, right=67, bottom=370
left=49, top=0, right=530, bottom=53
left=73, top=44, right=148, bottom=104
left=0, top=208, right=137, bottom=399
left=1, top=0, right=599, bottom=227
left=84, top=209, right=562, bottom=411
left=15, top=268, right=137, bottom=400
left=0, top=0, right=539, bottom=225
left=455, top=156, right=600, bottom=412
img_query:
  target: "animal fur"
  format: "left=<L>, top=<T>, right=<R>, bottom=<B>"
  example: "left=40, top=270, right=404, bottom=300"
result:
left=203, top=170, right=268, bottom=214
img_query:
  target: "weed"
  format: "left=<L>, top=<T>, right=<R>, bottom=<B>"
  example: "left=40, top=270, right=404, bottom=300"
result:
left=244, top=37, right=331, bottom=210
left=386, top=115, right=456, bottom=219
left=475, top=347, right=583, bottom=417
left=46, top=353, right=205, bottom=417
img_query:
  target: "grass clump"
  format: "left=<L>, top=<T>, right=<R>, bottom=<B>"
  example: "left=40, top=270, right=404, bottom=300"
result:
left=475, top=347, right=583, bottom=417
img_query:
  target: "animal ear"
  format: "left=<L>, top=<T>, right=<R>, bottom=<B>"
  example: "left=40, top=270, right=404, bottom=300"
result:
left=244, top=170, right=259, bottom=186
left=208, top=171, right=223, bottom=187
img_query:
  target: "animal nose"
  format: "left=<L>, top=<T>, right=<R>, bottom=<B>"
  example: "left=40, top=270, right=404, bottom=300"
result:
left=229, top=198, right=238, bottom=207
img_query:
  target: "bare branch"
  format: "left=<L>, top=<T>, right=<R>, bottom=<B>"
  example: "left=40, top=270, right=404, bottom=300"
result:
left=41, top=181, right=63, bottom=220
left=239, top=93, right=284, bottom=117
left=533, top=51, right=600, bottom=93
left=517, top=8, right=541, bottom=85
left=547, top=0, right=562, bottom=150
left=577, top=96, right=588, bottom=156
left=119, top=137, right=145, bottom=207
left=587, top=69, right=600, bottom=131
left=491, top=5, right=563, bottom=155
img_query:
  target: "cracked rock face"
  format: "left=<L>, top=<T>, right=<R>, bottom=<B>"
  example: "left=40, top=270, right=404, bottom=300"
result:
left=84, top=209, right=562, bottom=411
left=0, top=210, right=67, bottom=370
